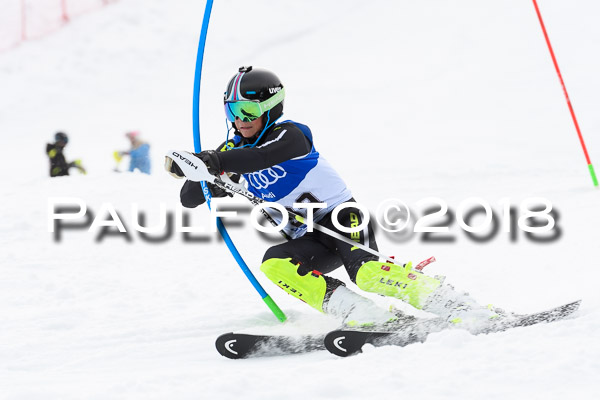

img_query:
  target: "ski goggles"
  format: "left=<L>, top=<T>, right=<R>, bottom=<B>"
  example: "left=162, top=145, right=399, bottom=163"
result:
left=224, top=88, right=285, bottom=122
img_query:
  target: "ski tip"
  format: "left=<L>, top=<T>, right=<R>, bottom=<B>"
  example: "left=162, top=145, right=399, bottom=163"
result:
left=558, top=300, right=582, bottom=312
left=215, top=332, right=247, bottom=360
left=324, top=330, right=368, bottom=357
left=215, top=332, right=326, bottom=358
left=567, top=299, right=582, bottom=311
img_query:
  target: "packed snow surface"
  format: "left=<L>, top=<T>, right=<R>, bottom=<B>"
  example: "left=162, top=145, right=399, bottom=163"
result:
left=1, top=0, right=599, bottom=399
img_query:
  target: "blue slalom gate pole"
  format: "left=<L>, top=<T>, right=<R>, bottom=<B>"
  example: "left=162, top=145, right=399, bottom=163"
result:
left=191, top=0, right=287, bottom=322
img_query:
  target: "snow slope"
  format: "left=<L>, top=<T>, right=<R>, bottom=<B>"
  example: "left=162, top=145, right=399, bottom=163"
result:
left=1, top=0, right=599, bottom=399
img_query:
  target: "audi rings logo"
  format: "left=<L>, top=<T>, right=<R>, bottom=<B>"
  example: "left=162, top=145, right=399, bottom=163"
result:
left=247, top=166, right=287, bottom=190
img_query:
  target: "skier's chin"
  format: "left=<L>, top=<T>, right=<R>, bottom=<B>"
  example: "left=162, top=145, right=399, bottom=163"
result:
left=240, top=129, right=258, bottom=138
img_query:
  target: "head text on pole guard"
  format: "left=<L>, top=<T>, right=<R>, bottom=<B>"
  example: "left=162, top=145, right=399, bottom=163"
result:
left=167, top=150, right=215, bottom=182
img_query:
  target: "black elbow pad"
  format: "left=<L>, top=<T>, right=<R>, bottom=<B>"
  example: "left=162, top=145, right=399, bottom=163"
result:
left=180, top=180, right=206, bottom=208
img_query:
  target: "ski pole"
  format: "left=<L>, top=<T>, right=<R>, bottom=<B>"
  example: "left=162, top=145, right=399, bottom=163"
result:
left=214, top=176, right=402, bottom=265
left=190, top=0, right=287, bottom=322
left=166, top=149, right=406, bottom=267
left=219, top=174, right=293, bottom=240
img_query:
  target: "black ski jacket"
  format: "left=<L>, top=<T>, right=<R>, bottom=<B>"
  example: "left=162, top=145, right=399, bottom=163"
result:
left=180, top=121, right=312, bottom=207
left=46, top=143, right=71, bottom=177
left=216, top=121, right=312, bottom=173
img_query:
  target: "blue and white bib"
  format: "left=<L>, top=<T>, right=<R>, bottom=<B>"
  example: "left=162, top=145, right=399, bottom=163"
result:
left=242, top=121, right=352, bottom=238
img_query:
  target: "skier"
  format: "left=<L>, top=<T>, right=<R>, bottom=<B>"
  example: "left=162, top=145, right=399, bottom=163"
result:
left=46, top=132, right=86, bottom=177
left=119, top=131, right=151, bottom=174
left=165, top=66, right=502, bottom=332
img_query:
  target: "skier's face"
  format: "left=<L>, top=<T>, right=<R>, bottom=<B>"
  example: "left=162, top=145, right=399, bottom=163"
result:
left=235, top=115, right=264, bottom=139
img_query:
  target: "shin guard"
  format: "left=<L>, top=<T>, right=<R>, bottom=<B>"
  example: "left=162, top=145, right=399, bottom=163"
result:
left=260, top=258, right=332, bottom=313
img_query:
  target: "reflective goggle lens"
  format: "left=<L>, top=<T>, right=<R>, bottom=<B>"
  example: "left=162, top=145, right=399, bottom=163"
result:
left=224, top=101, right=262, bottom=122
left=224, top=87, right=285, bottom=122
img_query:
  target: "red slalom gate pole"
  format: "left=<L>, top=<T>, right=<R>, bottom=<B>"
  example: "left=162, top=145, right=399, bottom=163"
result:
left=532, top=0, right=598, bottom=187
left=21, top=0, right=26, bottom=40
left=61, top=0, right=69, bottom=23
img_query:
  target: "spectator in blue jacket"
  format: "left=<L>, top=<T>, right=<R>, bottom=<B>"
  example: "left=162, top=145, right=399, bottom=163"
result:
left=120, top=131, right=151, bottom=174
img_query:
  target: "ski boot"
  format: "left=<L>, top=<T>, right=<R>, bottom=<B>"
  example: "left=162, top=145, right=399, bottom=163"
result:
left=260, top=258, right=398, bottom=327
left=422, top=284, right=510, bottom=333
left=354, top=260, right=506, bottom=333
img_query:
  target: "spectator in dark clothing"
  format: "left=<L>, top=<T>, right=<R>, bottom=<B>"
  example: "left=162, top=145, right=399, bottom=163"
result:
left=46, top=132, right=86, bottom=177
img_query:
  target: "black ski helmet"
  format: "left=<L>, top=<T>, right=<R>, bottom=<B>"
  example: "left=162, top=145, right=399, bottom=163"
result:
left=224, top=66, right=285, bottom=123
left=55, top=132, right=68, bottom=144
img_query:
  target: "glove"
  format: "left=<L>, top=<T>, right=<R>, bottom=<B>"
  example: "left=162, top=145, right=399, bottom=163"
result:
left=197, top=150, right=222, bottom=176
left=180, top=180, right=233, bottom=208
left=165, top=150, right=222, bottom=179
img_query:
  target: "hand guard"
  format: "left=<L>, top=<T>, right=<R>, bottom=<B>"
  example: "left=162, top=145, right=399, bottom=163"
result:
left=164, top=150, right=222, bottom=179
left=164, top=156, right=185, bottom=179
